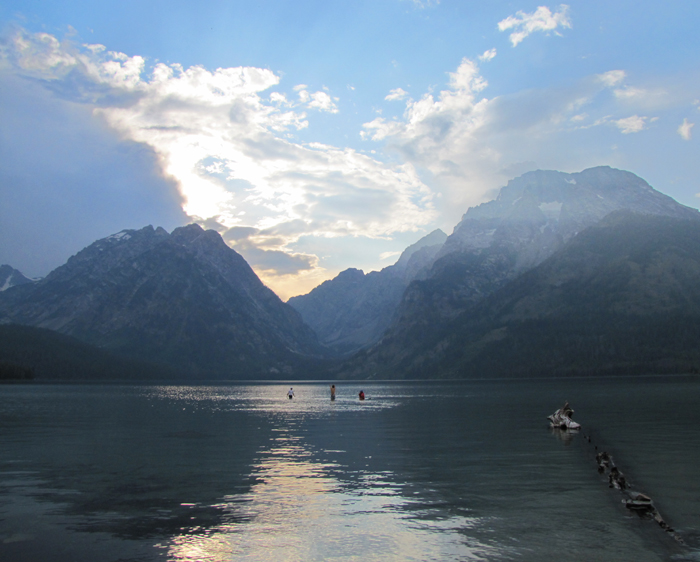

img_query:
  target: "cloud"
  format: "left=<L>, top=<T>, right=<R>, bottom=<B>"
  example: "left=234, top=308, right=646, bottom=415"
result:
left=597, top=70, right=626, bottom=88
left=612, top=85, right=671, bottom=113
left=360, top=54, right=687, bottom=230
left=678, top=118, right=694, bottom=140
left=4, top=25, right=696, bottom=299
left=1, top=28, right=435, bottom=296
left=296, top=88, right=339, bottom=113
left=614, top=115, right=652, bottom=134
left=223, top=227, right=317, bottom=276
left=478, top=48, right=497, bottom=62
left=362, top=57, right=502, bottom=220
left=385, top=88, right=409, bottom=101
left=498, top=5, right=572, bottom=47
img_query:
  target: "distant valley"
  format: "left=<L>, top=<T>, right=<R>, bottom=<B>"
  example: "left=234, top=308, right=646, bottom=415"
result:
left=2, top=166, right=700, bottom=381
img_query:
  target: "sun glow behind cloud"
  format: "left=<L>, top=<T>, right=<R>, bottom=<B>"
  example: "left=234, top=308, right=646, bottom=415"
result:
left=2, top=2, right=699, bottom=300
left=2, top=28, right=436, bottom=298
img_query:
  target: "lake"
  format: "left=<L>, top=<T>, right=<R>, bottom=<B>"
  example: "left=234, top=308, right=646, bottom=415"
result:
left=1, top=378, right=699, bottom=561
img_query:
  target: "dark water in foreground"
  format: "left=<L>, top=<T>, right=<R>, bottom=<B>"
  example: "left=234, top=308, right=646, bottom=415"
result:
left=1, top=378, right=699, bottom=561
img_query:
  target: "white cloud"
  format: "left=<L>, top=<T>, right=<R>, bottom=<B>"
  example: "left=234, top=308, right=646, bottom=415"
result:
left=498, top=5, right=572, bottom=47
left=613, top=86, right=645, bottom=101
left=595, top=71, right=673, bottom=114
left=2, top=29, right=435, bottom=296
left=83, top=43, right=105, bottom=54
left=612, top=85, right=671, bottom=112
left=597, top=70, right=626, bottom=87
left=269, top=91, right=290, bottom=105
left=385, top=88, right=409, bottom=101
left=478, top=48, right=497, bottom=62
left=9, top=32, right=78, bottom=76
left=362, top=57, right=499, bottom=219
left=360, top=55, right=687, bottom=229
left=678, top=118, right=694, bottom=140
left=307, top=90, right=339, bottom=113
left=296, top=88, right=339, bottom=112
left=613, top=115, right=651, bottom=134
left=6, top=26, right=696, bottom=298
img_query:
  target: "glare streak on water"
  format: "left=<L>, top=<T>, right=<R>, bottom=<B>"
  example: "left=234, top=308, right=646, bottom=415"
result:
left=156, top=385, right=497, bottom=561
left=0, top=379, right=699, bottom=561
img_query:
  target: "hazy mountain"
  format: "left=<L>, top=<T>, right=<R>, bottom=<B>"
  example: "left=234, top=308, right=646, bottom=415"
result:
left=356, top=167, right=700, bottom=368
left=392, top=228, right=449, bottom=281
left=406, top=166, right=700, bottom=323
left=342, top=212, right=700, bottom=379
left=0, top=265, right=33, bottom=291
left=3, top=166, right=698, bottom=381
left=0, top=224, right=325, bottom=378
left=337, top=167, right=700, bottom=379
left=288, top=229, right=447, bottom=354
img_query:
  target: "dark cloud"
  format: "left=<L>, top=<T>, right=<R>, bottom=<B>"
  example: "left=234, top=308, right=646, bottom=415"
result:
left=237, top=245, right=316, bottom=275
left=0, top=72, right=187, bottom=277
left=223, top=226, right=259, bottom=242
left=225, top=232, right=315, bottom=275
left=210, top=223, right=316, bottom=276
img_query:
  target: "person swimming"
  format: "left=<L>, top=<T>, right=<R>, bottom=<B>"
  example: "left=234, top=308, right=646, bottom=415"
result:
left=359, top=390, right=365, bottom=401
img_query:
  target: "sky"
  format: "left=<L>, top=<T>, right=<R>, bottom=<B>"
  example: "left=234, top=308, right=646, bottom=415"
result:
left=1, top=1, right=698, bottom=300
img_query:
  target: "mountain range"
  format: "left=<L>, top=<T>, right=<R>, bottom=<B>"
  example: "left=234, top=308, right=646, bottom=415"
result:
left=2, top=166, right=699, bottom=380
left=341, top=211, right=700, bottom=379
left=0, top=224, right=325, bottom=378
left=287, top=228, right=446, bottom=354
left=334, top=166, right=700, bottom=378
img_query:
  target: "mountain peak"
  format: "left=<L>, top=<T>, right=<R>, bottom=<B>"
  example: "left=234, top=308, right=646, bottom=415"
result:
left=170, top=223, right=206, bottom=244
left=394, top=229, right=447, bottom=272
left=446, top=166, right=698, bottom=260
left=0, top=223, right=323, bottom=377
left=0, top=265, right=33, bottom=292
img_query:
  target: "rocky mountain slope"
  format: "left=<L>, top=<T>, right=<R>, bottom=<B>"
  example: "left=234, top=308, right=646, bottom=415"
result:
left=339, top=167, right=700, bottom=378
left=288, top=229, right=446, bottom=354
left=366, top=167, right=700, bottom=368
left=343, top=212, right=700, bottom=379
left=0, top=224, right=325, bottom=377
left=2, top=166, right=697, bottom=381
left=404, top=166, right=700, bottom=324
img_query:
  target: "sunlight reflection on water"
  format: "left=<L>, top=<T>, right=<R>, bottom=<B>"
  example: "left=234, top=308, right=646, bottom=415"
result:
left=3, top=380, right=699, bottom=562
left=163, top=440, right=493, bottom=562
left=150, top=384, right=499, bottom=562
left=147, top=384, right=403, bottom=415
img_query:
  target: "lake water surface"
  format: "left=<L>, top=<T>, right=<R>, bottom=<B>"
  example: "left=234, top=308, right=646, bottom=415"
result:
left=1, top=378, right=699, bottom=561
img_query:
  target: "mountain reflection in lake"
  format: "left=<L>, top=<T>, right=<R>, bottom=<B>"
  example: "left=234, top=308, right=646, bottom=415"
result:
left=1, top=379, right=699, bottom=561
